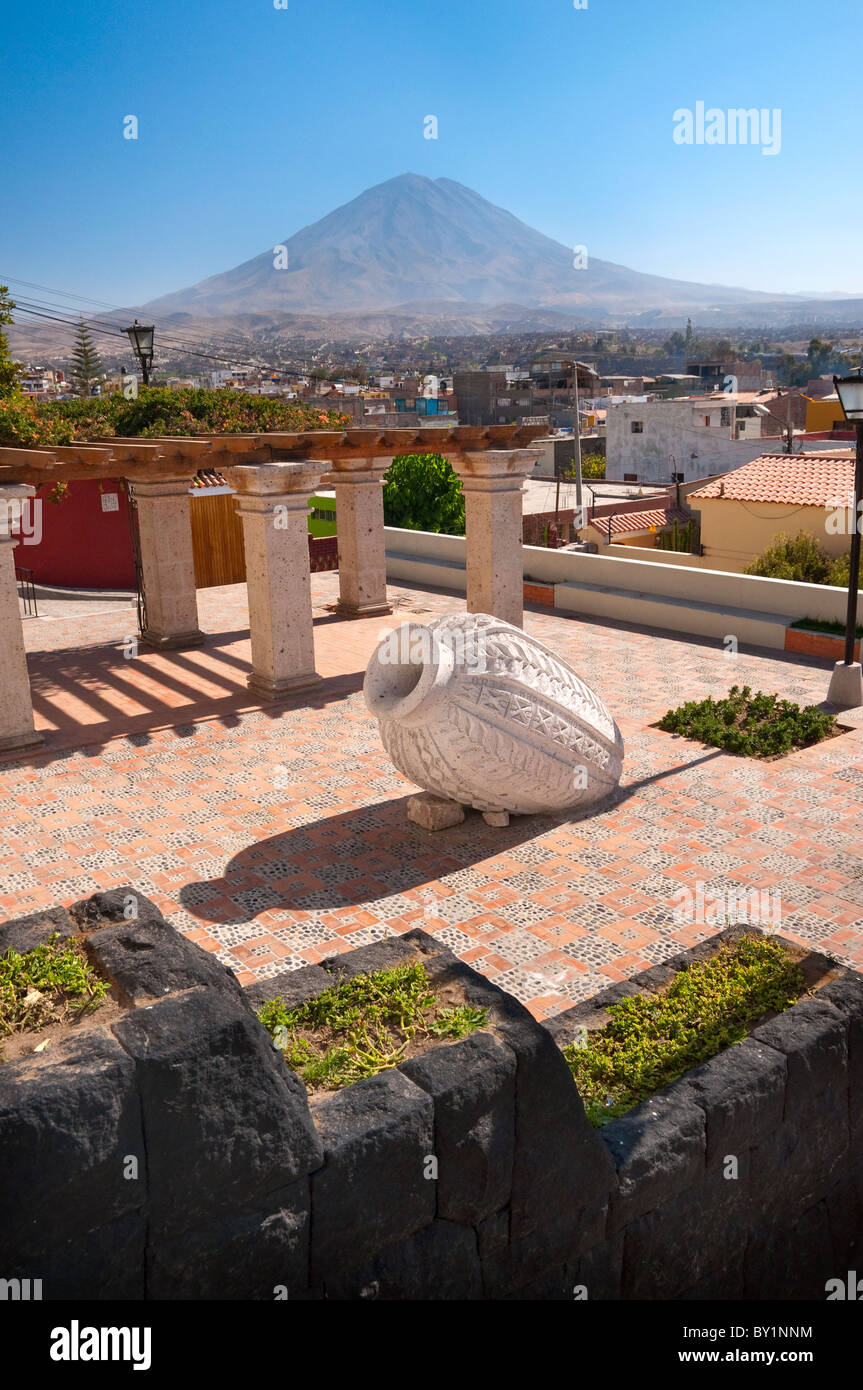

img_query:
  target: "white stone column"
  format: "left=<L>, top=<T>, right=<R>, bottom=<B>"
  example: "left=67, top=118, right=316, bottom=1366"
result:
left=451, top=450, right=538, bottom=628
left=231, top=461, right=327, bottom=699
left=0, top=484, right=42, bottom=752
left=127, top=477, right=203, bottom=649
left=329, top=457, right=393, bottom=618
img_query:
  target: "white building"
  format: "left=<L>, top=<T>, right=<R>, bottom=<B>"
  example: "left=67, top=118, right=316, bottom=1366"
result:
left=605, top=395, right=785, bottom=484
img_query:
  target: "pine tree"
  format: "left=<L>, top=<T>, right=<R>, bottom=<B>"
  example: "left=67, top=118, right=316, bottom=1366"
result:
left=70, top=319, right=102, bottom=397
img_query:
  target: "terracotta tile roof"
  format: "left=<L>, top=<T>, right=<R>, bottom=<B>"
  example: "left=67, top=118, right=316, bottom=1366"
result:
left=688, top=452, right=855, bottom=507
left=589, top=506, right=690, bottom=537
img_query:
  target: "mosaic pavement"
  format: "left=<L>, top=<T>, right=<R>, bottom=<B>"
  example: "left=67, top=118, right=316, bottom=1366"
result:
left=4, top=574, right=863, bottom=1019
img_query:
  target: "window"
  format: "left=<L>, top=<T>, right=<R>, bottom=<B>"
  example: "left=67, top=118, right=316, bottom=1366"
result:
left=672, top=472, right=685, bottom=483
left=720, top=407, right=731, bottom=427
left=630, top=421, right=644, bottom=434
left=624, top=473, right=638, bottom=482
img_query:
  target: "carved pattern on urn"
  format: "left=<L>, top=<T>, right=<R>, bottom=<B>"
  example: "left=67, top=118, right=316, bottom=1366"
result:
left=363, top=613, right=623, bottom=816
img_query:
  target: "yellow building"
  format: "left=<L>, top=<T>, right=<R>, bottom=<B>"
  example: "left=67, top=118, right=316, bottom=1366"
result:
left=688, top=452, right=855, bottom=573
left=804, top=394, right=848, bottom=433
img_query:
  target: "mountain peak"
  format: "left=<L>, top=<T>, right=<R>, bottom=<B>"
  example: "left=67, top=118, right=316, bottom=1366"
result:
left=141, top=174, right=794, bottom=323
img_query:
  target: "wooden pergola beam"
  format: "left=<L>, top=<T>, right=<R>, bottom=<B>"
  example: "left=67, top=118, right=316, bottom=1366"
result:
left=0, top=424, right=548, bottom=484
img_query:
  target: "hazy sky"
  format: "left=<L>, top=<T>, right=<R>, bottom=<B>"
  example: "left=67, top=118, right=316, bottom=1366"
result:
left=2, top=0, right=859, bottom=305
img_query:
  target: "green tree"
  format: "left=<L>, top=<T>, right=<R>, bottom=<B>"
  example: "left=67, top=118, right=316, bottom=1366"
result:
left=382, top=453, right=465, bottom=534
left=0, top=285, right=22, bottom=399
left=745, top=530, right=848, bottom=585
left=70, top=319, right=103, bottom=397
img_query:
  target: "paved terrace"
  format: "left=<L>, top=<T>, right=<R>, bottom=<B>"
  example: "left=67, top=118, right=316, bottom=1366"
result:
left=2, top=573, right=862, bottom=1020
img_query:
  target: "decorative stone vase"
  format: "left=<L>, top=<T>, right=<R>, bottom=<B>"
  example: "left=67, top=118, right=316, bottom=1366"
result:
left=363, top=612, right=623, bottom=816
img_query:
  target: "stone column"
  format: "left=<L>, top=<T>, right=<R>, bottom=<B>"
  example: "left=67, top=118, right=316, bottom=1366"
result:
left=0, top=485, right=42, bottom=752
left=127, top=477, right=203, bottom=649
left=451, top=450, right=539, bottom=628
left=231, top=461, right=327, bottom=699
left=329, top=457, right=393, bottom=618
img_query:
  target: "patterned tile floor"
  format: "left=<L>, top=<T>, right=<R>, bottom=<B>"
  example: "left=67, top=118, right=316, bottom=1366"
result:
left=4, top=574, right=863, bottom=1019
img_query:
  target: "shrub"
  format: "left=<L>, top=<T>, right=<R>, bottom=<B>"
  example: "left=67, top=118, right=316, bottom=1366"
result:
left=0, top=933, right=109, bottom=1041
left=0, top=387, right=349, bottom=447
left=563, top=936, right=805, bottom=1125
left=658, top=684, right=837, bottom=758
left=258, top=961, right=487, bottom=1091
left=382, top=453, right=465, bottom=534
left=745, top=530, right=849, bottom=586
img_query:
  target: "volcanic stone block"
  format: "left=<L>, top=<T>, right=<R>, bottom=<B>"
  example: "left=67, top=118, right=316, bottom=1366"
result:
left=310, top=1069, right=435, bottom=1284
left=245, top=963, right=333, bottom=1011
left=682, top=1038, right=787, bottom=1167
left=86, top=917, right=242, bottom=1006
left=602, top=1082, right=707, bottom=1235
left=319, top=929, right=439, bottom=981
left=69, top=886, right=166, bottom=931
left=818, top=971, right=863, bottom=1147
left=325, top=1219, right=483, bottom=1301
left=400, top=1032, right=516, bottom=1225
left=824, top=1170, right=863, bottom=1272
left=751, top=997, right=848, bottom=1109
left=5, top=1210, right=147, bottom=1301
left=0, top=1028, right=145, bottom=1263
left=622, top=1172, right=750, bottom=1300
left=748, top=1083, right=849, bottom=1227
left=147, top=1178, right=311, bottom=1301
left=0, top=905, right=77, bottom=956
left=744, top=1199, right=835, bottom=1300
left=112, top=986, right=322, bottom=1239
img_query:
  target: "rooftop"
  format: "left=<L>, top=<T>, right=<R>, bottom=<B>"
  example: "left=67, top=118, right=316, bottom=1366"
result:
left=5, top=571, right=863, bottom=1022
left=690, top=451, right=857, bottom=507
left=588, top=505, right=690, bottom=537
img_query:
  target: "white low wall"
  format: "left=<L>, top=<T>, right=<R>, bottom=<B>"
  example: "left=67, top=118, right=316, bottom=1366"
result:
left=383, top=527, right=863, bottom=648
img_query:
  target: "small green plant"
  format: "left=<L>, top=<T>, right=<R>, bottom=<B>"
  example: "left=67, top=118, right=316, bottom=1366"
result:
left=0, top=933, right=109, bottom=1040
left=258, top=962, right=488, bottom=1091
left=790, top=617, right=863, bottom=638
left=563, top=936, right=805, bottom=1125
left=658, top=684, right=837, bottom=758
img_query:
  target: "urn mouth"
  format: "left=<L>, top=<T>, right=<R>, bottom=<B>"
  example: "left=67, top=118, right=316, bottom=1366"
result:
left=363, top=622, right=453, bottom=724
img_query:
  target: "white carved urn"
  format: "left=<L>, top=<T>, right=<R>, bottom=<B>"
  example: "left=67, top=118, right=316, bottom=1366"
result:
left=363, top=612, right=623, bottom=816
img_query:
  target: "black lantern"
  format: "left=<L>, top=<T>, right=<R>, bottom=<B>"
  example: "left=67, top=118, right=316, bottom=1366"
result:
left=124, top=320, right=155, bottom=387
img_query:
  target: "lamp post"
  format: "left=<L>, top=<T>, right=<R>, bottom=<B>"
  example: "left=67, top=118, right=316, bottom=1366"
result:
left=553, top=357, right=585, bottom=538
left=123, top=320, right=155, bottom=387
left=826, top=369, right=863, bottom=707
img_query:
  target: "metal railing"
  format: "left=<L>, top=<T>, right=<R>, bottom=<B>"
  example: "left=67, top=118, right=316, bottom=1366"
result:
left=15, top=566, right=38, bottom=617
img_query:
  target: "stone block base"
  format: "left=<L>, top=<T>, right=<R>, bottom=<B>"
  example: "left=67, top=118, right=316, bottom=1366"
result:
left=406, top=792, right=465, bottom=831
left=247, top=672, right=323, bottom=702
left=482, top=810, right=511, bottom=827
left=0, top=729, right=44, bottom=754
left=827, top=660, right=863, bottom=709
left=335, top=600, right=394, bottom=619
left=139, top=629, right=205, bottom=651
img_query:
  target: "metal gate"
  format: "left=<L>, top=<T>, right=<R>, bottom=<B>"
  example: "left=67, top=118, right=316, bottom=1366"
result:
left=127, top=492, right=147, bottom=633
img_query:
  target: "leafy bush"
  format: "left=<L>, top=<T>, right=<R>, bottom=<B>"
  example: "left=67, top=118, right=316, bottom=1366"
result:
left=0, top=387, right=349, bottom=447
left=658, top=684, right=837, bottom=758
left=382, top=452, right=465, bottom=534
left=745, top=530, right=849, bottom=586
left=258, top=961, right=487, bottom=1091
left=1, top=933, right=109, bottom=1041
left=563, top=936, right=805, bottom=1125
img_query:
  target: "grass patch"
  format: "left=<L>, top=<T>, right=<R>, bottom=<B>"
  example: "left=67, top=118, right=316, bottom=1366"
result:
left=0, top=933, right=109, bottom=1041
left=563, top=935, right=805, bottom=1126
left=790, top=617, right=863, bottom=638
left=658, top=684, right=837, bottom=758
left=258, top=961, right=488, bottom=1092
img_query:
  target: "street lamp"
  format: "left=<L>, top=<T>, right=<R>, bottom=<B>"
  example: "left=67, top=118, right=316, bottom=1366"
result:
left=123, top=320, right=155, bottom=387
left=552, top=357, right=586, bottom=536
left=827, top=369, right=863, bottom=707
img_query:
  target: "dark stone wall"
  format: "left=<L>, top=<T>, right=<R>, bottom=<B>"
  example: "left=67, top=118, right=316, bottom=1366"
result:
left=1, top=898, right=860, bottom=1300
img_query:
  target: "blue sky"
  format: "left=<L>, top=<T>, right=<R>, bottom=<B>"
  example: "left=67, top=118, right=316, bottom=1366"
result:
left=1, top=0, right=860, bottom=305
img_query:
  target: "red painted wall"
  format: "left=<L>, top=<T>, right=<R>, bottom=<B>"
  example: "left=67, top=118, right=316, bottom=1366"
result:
left=13, top=479, right=136, bottom=589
